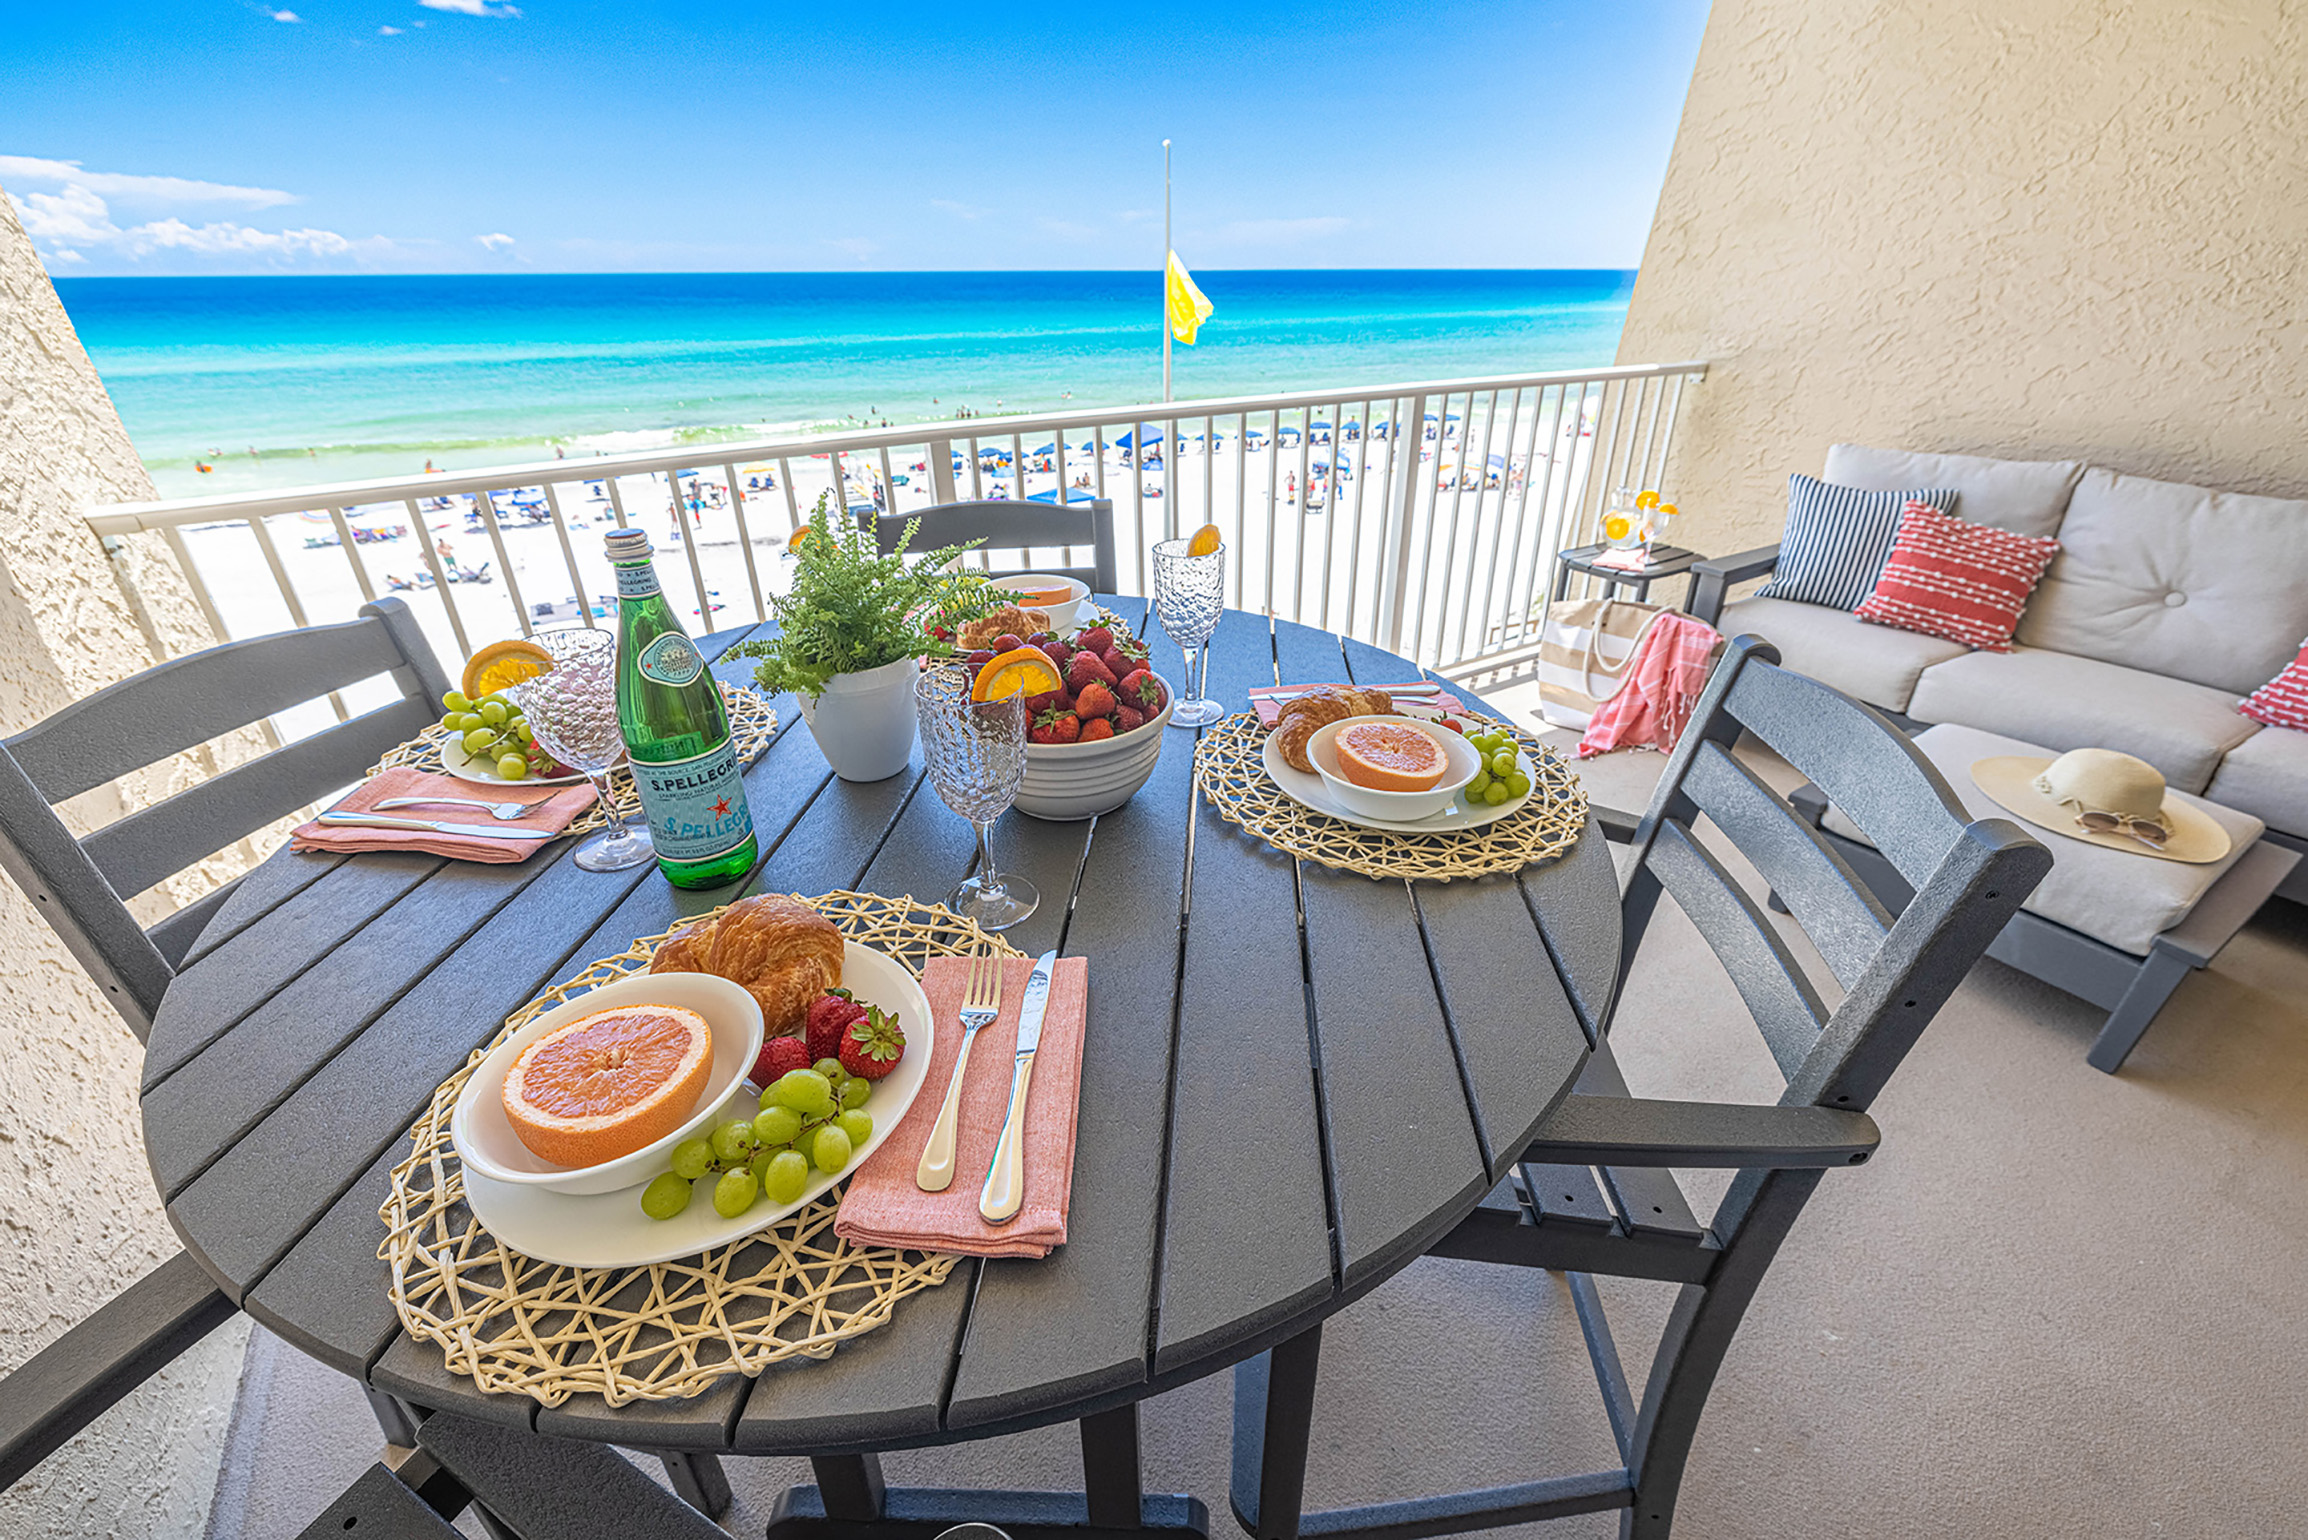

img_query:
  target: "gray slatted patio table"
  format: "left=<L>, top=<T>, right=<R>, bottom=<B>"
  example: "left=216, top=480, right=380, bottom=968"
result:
left=139, top=602, right=1616, bottom=1540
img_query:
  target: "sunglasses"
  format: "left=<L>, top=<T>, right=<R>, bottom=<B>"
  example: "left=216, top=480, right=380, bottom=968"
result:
left=2074, top=810, right=2169, bottom=849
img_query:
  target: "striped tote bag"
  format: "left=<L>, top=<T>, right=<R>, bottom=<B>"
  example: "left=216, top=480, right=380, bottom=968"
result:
left=1535, top=597, right=1667, bottom=730
left=1758, top=476, right=1959, bottom=610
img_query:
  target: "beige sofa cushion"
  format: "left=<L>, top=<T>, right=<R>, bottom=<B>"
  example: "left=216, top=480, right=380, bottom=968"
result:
left=2015, top=468, right=2308, bottom=696
left=1823, top=724, right=2264, bottom=956
left=1906, top=646, right=2256, bottom=793
left=1823, top=445, right=2083, bottom=538
left=2205, top=724, right=2308, bottom=840
left=1719, top=596, right=1967, bottom=713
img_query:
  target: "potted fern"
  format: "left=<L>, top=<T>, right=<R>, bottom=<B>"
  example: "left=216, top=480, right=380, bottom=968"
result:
left=734, top=495, right=995, bottom=781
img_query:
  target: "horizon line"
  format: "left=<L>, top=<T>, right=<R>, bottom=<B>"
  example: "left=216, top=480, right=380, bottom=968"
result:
left=48, top=264, right=1641, bottom=283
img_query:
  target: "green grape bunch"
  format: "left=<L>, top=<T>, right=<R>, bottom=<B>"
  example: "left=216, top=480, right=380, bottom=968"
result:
left=1461, top=729, right=1534, bottom=809
left=436, top=689, right=567, bottom=782
left=640, top=1063, right=878, bottom=1221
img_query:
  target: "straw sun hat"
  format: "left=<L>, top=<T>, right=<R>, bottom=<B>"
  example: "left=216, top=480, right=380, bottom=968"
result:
left=1970, top=748, right=2231, bottom=864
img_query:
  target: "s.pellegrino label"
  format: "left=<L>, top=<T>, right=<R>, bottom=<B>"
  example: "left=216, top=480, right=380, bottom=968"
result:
left=606, top=526, right=759, bottom=888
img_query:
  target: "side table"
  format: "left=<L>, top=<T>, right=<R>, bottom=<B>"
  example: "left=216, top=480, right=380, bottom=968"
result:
left=1549, top=543, right=1703, bottom=606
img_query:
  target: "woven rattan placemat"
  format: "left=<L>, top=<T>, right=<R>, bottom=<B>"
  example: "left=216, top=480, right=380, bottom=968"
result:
left=369, top=683, right=776, bottom=837
left=1192, top=711, right=1588, bottom=881
left=380, top=890, right=1021, bottom=1407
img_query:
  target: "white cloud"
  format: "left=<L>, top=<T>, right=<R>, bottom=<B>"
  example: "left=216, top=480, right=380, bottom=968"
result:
left=2, top=157, right=375, bottom=268
left=418, top=0, right=523, bottom=15
left=476, top=232, right=514, bottom=251
left=1214, top=215, right=1350, bottom=247
left=379, top=23, right=403, bottom=33
left=825, top=236, right=877, bottom=262
left=0, top=155, right=296, bottom=210
left=270, top=9, right=302, bottom=21
left=930, top=199, right=985, bottom=221
left=1035, top=217, right=1099, bottom=242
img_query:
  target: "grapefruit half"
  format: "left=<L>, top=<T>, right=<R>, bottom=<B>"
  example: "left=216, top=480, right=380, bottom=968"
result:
left=1335, top=722, right=1449, bottom=793
left=502, top=1003, right=714, bottom=1168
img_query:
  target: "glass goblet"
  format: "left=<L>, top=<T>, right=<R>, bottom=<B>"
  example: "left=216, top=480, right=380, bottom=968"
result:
left=1151, top=536, right=1227, bottom=727
left=512, top=627, right=653, bottom=873
left=915, top=664, right=1037, bottom=931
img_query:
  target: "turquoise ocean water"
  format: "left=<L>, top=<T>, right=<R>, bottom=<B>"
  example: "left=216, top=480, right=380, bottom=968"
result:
left=53, top=270, right=1633, bottom=500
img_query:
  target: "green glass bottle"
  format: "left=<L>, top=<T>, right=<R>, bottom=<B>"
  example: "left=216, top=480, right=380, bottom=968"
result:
left=604, top=527, right=758, bottom=888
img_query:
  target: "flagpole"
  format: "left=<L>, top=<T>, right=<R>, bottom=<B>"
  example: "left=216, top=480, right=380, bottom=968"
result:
left=1162, top=138, right=1173, bottom=404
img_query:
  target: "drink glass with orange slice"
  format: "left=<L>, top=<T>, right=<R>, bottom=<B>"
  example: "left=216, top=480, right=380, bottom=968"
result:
left=1152, top=527, right=1227, bottom=728
left=916, top=662, right=1038, bottom=930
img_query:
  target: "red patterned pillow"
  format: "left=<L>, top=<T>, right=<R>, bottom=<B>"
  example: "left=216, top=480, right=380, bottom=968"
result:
left=1854, top=501, right=2060, bottom=651
left=2240, top=641, right=2308, bottom=731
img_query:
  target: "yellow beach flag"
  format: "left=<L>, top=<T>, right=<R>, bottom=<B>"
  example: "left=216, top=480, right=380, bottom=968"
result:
left=1166, top=251, right=1214, bottom=345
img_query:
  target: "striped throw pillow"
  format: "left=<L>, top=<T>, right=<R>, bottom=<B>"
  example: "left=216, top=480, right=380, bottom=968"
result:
left=1854, top=501, right=2060, bottom=651
left=1757, top=476, right=1960, bottom=611
left=2240, top=641, right=2308, bottom=732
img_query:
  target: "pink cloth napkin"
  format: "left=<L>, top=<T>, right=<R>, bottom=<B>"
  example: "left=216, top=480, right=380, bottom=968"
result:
left=1578, top=612, right=1723, bottom=758
left=290, top=766, right=597, bottom=863
left=835, top=955, right=1089, bottom=1259
left=1249, top=681, right=1464, bottom=727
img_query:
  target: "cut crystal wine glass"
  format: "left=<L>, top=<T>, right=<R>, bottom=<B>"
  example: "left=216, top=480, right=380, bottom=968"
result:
left=915, top=663, right=1037, bottom=930
left=512, top=627, right=653, bottom=873
left=1151, top=536, right=1226, bottom=727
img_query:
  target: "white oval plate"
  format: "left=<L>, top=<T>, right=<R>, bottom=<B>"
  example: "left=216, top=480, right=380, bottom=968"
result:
left=460, top=941, right=937, bottom=1269
left=1261, top=728, right=1533, bottom=834
left=440, top=730, right=595, bottom=787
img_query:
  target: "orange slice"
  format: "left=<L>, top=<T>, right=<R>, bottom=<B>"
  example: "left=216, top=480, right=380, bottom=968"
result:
left=1655, top=502, right=1678, bottom=519
left=503, top=1004, right=714, bottom=1168
left=1186, top=523, right=1223, bottom=557
left=1634, top=489, right=1661, bottom=510
left=1009, top=585, right=1074, bottom=607
left=1602, top=515, right=1633, bottom=541
left=1335, top=722, right=1448, bottom=793
left=972, top=646, right=1062, bottom=702
left=462, top=637, right=554, bottom=699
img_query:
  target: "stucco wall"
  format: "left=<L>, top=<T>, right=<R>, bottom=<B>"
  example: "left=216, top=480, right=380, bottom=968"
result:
left=0, top=187, right=257, bottom=1538
left=1617, top=0, right=2308, bottom=556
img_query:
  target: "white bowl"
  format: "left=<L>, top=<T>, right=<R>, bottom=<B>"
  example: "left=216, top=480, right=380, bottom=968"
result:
left=1015, top=670, right=1174, bottom=820
left=1305, top=715, right=1480, bottom=823
left=452, top=971, right=765, bottom=1197
left=990, top=573, right=1090, bottom=633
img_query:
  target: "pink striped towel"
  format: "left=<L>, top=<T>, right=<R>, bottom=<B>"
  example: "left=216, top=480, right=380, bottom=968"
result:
left=1577, top=612, right=1723, bottom=757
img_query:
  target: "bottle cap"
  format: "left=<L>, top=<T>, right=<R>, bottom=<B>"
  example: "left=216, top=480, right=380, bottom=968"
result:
left=604, top=527, right=653, bottom=562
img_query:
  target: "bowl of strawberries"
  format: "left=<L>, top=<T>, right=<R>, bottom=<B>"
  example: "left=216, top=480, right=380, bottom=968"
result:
left=958, top=617, right=1173, bottom=821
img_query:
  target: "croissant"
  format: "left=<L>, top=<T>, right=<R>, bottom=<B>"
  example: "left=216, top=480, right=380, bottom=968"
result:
left=957, top=604, right=1053, bottom=650
left=1270, top=687, right=1397, bottom=773
left=650, top=894, right=843, bottom=1038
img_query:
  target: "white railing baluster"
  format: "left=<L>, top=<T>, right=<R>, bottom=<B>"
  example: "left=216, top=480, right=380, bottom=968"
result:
left=665, top=470, right=716, bottom=631
left=248, top=513, right=349, bottom=719
left=721, top=461, right=767, bottom=622
left=404, top=496, right=472, bottom=658
left=469, top=489, right=530, bottom=636
left=324, top=505, right=378, bottom=603
left=540, top=482, right=594, bottom=629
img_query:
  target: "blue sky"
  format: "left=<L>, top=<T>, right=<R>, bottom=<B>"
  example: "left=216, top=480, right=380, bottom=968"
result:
left=2, top=1, right=1710, bottom=276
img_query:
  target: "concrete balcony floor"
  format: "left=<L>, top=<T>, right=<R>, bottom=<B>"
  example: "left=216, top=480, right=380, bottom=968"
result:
left=201, top=690, right=2308, bottom=1539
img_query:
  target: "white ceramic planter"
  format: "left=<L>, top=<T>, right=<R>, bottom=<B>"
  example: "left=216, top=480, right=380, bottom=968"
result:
left=799, top=656, right=919, bottom=781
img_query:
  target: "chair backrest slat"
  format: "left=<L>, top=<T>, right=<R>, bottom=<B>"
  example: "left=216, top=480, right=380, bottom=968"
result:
left=8, top=607, right=449, bottom=805
left=80, top=694, right=434, bottom=899
left=1646, top=819, right=1828, bottom=1078
left=0, top=597, right=451, bottom=1039
left=1679, top=739, right=1891, bottom=990
left=878, top=499, right=1118, bottom=595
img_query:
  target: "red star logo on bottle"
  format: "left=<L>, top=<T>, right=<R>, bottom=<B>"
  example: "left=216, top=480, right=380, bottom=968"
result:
left=710, top=797, right=731, bottom=818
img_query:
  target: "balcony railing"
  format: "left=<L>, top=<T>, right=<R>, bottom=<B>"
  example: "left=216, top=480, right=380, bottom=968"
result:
left=84, top=361, right=1704, bottom=698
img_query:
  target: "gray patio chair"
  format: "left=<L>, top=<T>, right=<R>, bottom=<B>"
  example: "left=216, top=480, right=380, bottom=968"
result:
left=1231, top=635, right=2053, bottom=1540
left=872, top=497, right=1119, bottom=596
left=0, top=596, right=449, bottom=1495
left=0, top=594, right=449, bottom=1041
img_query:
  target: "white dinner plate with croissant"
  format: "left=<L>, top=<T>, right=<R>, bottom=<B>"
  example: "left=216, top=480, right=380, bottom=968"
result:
left=459, top=940, right=936, bottom=1269
left=1261, top=728, right=1533, bottom=834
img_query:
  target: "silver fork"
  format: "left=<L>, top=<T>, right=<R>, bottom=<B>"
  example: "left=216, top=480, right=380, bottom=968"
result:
left=916, top=952, right=1004, bottom=1192
left=374, top=795, right=532, bottom=821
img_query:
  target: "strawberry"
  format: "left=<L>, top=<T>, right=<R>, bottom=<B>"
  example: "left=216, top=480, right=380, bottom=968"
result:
left=1042, top=638, right=1074, bottom=668
left=1031, top=707, right=1081, bottom=744
left=994, top=633, right=1025, bottom=653
left=751, top=1034, right=812, bottom=1086
left=1065, top=650, right=1117, bottom=692
left=839, top=1007, right=907, bottom=1080
left=1116, top=704, right=1145, bottom=732
left=1024, top=689, right=1063, bottom=715
left=1026, top=632, right=1056, bottom=650
left=966, top=649, right=996, bottom=670
left=806, top=990, right=866, bottom=1061
left=1080, top=717, right=1116, bottom=741
left=1075, top=679, right=1117, bottom=719
left=1117, top=668, right=1162, bottom=712
left=1077, top=625, right=1114, bottom=654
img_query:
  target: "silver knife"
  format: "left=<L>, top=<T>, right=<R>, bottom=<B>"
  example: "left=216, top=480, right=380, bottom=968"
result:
left=317, top=811, right=556, bottom=841
left=979, top=949, right=1057, bottom=1223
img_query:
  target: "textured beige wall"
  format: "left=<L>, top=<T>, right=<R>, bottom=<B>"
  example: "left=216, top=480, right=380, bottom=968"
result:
left=1617, top=0, right=2308, bottom=556
left=0, top=187, right=258, bottom=1538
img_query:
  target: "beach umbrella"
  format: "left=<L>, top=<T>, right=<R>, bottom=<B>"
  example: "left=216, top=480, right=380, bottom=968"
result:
left=1112, top=428, right=1165, bottom=449
left=1026, top=489, right=1093, bottom=504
